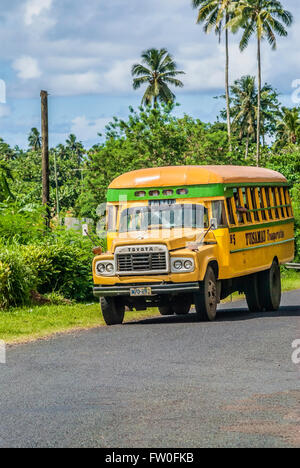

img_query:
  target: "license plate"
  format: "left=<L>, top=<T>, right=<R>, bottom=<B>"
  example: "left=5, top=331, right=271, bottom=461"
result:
left=130, top=287, right=152, bottom=297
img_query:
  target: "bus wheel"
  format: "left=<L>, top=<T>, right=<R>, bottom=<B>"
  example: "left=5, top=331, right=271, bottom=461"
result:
left=172, top=297, right=191, bottom=315
left=158, top=304, right=174, bottom=316
left=194, top=266, right=217, bottom=321
left=100, top=297, right=125, bottom=325
left=258, top=261, right=281, bottom=311
left=245, top=274, right=263, bottom=312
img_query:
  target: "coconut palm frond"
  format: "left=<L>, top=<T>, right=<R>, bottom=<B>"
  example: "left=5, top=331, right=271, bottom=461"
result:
left=132, top=48, right=184, bottom=106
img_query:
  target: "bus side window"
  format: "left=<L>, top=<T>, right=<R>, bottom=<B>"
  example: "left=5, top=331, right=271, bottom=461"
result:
left=257, top=188, right=267, bottom=221
left=271, top=188, right=280, bottom=219
left=265, top=188, right=273, bottom=220
left=279, top=187, right=287, bottom=218
left=212, top=201, right=228, bottom=227
left=274, top=187, right=284, bottom=218
left=234, top=188, right=244, bottom=224
left=284, top=188, right=293, bottom=217
left=248, top=188, right=259, bottom=222
left=226, top=197, right=235, bottom=225
left=240, top=187, right=251, bottom=223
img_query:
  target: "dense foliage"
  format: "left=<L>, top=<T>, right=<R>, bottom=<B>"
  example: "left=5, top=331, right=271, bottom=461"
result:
left=0, top=230, right=94, bottom=308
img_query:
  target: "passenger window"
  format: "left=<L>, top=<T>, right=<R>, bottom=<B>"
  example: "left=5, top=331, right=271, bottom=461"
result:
left=284, top=188, right=292, bottom=217
left=271, top=188, right=280, bottom=219
left=248, top=188, right=259, bottom=222
left=226, top=198, right=235, bottom=225
left=279, top=188, right=287, bottom=218
left=275, top=187, right=284, bottom=218
left=212, top=201, right=228, bottom=228
left=265, top=188, right=273, bottom=220
left=241, top=188, right=251, bottom=223
left=234, top=188, right=244, bottom=224
left=257, top=188, right=267, bottom=221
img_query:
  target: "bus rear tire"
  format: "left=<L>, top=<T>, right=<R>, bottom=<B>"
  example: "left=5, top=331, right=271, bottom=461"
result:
left=245, top=274, right=263, bottom=312
left=258, top=261, right=281, bottom=311
left=100, top=297, right=125, bottom=325
left=194, top=267, right=217, bottom=322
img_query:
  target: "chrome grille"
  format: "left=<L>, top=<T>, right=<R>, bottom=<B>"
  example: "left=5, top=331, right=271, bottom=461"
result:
left=115, top=244, right=169, bottom=275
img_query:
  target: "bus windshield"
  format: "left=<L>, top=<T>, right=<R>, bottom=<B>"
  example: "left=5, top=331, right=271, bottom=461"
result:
left=119, top=204, right=208, bottom=232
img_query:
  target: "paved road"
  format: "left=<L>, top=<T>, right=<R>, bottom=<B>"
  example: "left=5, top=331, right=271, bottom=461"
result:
left=0, top=290, right=299, bottom=448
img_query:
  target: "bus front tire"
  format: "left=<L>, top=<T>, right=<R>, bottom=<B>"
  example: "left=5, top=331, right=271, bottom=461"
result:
left=194, top=267, right=217, bottom=322
left=172, top=297, right=191, bottom=315
left=159, top=305, right=174, bottom=316
left=100, top=297, right=125, bottom=325
left=258, top=261, right=281, bottom=311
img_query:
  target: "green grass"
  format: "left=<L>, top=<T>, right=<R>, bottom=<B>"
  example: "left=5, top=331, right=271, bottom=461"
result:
left=0, top=270, right=299, bottom=345
left=0, top=303, right=158, bottom=344
left=281, top=268, right=300, bottom=291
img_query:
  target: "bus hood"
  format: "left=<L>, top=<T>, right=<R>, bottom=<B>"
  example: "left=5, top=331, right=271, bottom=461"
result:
left=110, top=228, right=205, bottom=252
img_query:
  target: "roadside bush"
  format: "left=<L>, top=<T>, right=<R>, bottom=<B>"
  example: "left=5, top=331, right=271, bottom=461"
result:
left=33, top=242, right=94, bottom=301
left=44, top=292, right=74, bottom=305
left=0, top=248, right=35, bottom=308
left=0, top=228, right=95, bottom=308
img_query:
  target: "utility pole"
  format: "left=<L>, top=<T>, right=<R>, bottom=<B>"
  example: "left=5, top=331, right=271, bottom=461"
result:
left=40, top=90, right=50, bottom=228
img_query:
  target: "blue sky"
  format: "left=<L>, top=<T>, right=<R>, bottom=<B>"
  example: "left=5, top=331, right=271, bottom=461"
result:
left=0, top=0, right=299, bottom=149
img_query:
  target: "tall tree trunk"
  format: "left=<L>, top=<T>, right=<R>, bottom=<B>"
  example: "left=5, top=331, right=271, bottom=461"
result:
left=245, top=134, right=249, bottom=159
left=225, top=14, right=232, bottom=152
left=256, top=36, right=262, bottom=166
left=40, top=90, right=50, bottom=229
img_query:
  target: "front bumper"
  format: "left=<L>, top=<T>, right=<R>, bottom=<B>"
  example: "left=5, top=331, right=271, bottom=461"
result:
left=93, top=282, right=200, bottom=298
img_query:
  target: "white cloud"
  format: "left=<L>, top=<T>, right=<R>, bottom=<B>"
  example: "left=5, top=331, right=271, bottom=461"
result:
left=71, top=116, right=112, bottom=141
left=178, top=42, right=257, bottom=92
left=13, top=56, right=42, bottom=80
left=48, top=71, right=102, bottom=96
left=102, top=59, right=134, bottom=93
left=24, top=0, right=52, bottom=26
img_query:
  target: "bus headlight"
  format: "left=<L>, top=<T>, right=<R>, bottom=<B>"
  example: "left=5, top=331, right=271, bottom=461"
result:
left=96, top=261, right=115, bottom=276
left=171, top=257, right=195, bottom=273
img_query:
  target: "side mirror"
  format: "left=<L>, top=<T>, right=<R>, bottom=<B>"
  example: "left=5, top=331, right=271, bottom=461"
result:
left=210, top=218, right=218, bottom=230
left=93, top=246, right=103, bottom=255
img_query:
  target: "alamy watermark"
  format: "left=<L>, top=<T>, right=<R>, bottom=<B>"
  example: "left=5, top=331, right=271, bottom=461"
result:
left=0, top=79, right=6, bottom=104
left=0, top=340, right=6, bottom=364
left=291, top=339, right=300, bottom=365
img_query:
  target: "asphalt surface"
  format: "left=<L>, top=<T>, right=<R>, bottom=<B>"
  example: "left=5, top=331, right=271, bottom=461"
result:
left=0, top=290, right=299, bottom=448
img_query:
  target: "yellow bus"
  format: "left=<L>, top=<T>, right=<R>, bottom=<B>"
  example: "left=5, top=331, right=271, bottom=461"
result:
left=93, top=165, right=295, bottom=325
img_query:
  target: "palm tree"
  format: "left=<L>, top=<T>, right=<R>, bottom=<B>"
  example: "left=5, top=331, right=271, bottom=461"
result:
left=66, top=134, right=84, bottom=165
left=226, top=75, right=280, bottom=157
left=132, top=48, right=185, bottom=106
left=192, top=0, right=237, bottom=151
left=275, top=107, right=300, bottom=147
left=28, top=128, right=41, bottom=151
left=230, top=76, right=257, bottom=158
left=228, top=0, right=293, bottom=164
